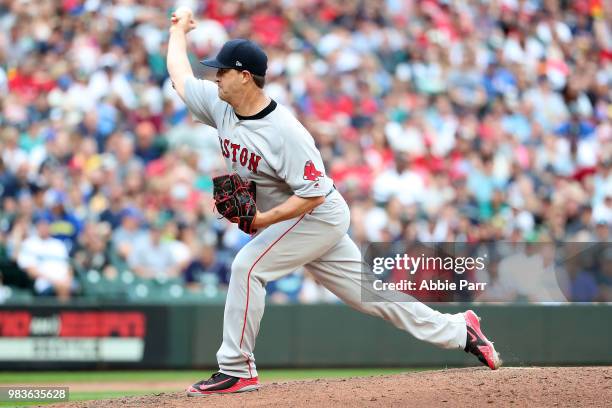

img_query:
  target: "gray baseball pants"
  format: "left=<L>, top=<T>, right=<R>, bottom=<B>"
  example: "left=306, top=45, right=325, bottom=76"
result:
left=217, top=190, right=467, bottom=378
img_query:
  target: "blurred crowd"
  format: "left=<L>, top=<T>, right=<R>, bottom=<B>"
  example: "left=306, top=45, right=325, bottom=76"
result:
left=0, top=0, right=611, bottom=303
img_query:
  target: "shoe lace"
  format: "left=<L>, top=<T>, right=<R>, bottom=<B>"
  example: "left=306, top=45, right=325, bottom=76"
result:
left=195, top=372, right=223, bottom=386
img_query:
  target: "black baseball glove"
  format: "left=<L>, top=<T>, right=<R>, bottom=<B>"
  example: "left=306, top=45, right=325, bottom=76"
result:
left=213, top=173, right=258, bottom=234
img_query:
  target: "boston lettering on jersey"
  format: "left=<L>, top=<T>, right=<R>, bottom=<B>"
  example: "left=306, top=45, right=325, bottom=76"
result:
left=219, top=138, right=262, bottom=173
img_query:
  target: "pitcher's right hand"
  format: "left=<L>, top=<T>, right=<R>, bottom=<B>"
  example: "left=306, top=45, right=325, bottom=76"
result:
left=170, top=6, right=196, bottom=34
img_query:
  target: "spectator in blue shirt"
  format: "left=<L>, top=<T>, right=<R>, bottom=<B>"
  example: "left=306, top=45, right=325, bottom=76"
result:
left=42, top=190, right=82, bottom=254
left=183, top=244, right=230, bottom=289
left=555, top=112, right=595, bottom=139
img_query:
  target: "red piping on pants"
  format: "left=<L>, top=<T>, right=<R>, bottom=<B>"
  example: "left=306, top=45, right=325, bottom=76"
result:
left=239, top=214, right=306, bottom=378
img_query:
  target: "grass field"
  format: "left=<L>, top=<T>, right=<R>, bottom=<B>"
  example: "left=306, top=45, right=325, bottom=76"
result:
left=0, top=368, right=427, bottom=406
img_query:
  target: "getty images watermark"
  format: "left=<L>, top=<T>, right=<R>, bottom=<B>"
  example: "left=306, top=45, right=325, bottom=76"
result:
left=360, top=241, right=611, bottom=303
left=371, top=252, right=488, bottom=292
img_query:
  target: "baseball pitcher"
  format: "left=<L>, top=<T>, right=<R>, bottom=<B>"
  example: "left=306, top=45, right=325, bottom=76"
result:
left=167, top=7, right=501, bottom=396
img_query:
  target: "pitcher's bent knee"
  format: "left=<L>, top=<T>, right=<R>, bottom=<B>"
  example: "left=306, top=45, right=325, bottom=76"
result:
left=231, top=251, right=267, bottom=287
left=231, top=256, right=250, bottom=280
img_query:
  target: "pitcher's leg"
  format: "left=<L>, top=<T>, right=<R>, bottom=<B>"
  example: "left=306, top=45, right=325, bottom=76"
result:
left=216, top=245, right=266, bottom=378
left=218, top=213, right=347, bottom=378
left=306, top=235, right=467, bottom=349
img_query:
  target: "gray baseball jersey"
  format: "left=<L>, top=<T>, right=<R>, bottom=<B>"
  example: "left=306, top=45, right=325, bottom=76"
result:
left=182, top=76, right=467, bottom=379
left=184, top=77, right=333, bottom=212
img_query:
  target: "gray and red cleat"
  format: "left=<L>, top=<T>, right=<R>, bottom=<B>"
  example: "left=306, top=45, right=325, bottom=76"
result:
left=186, top=372, right=260, bottom=396
left=464, top=310, right=502, bottom=370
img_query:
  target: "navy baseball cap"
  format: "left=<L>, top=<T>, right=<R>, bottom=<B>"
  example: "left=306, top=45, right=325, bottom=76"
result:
left=201, top=39, right=268, bottom=77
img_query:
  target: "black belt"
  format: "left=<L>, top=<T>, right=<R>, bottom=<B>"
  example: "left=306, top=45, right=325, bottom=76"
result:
left=325, top=184, right=337, bottom=197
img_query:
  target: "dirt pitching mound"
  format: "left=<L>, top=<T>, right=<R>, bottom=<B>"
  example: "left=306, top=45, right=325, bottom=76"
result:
left=50, top=367, right=611, bottom=408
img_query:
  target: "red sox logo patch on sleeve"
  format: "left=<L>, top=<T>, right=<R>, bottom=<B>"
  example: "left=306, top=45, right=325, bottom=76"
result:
left=303, top=160, right=323, bottom=181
